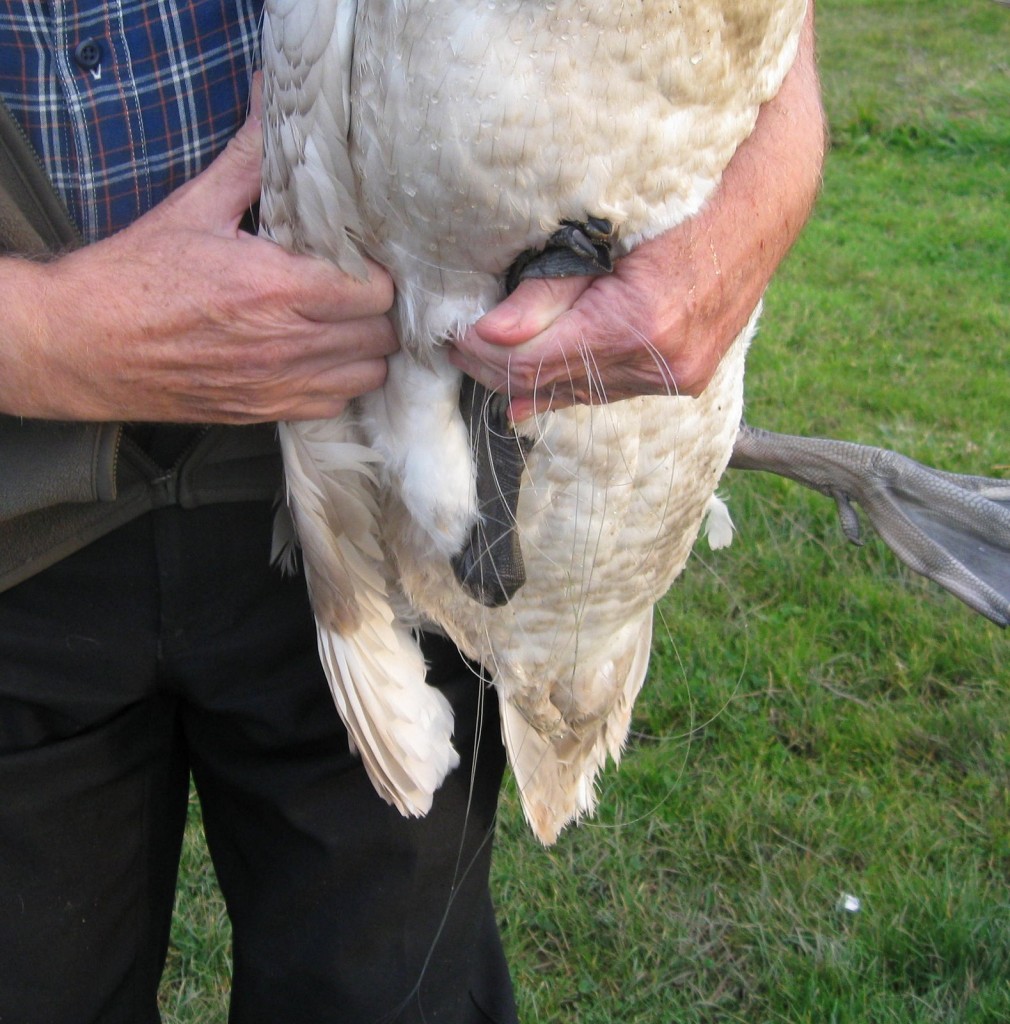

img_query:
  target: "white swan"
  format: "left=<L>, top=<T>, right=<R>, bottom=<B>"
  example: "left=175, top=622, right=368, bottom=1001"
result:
left=259, top=0, right=1010, bottom=844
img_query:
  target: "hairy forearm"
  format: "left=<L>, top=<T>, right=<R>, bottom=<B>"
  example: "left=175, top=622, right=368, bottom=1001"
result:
left=0, top=256, right=53, bottom=415
left=681, top=2, right=826, bottom=369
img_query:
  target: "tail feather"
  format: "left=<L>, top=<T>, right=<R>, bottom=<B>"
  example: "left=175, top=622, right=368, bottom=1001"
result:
left=499, top=614, right=654, bottom=845
left=500, top=700, right=598, bottom=846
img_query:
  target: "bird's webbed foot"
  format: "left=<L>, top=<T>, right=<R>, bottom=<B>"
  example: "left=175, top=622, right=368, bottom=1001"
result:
left=451, top=215, right=615, bottom=607
left=729, top=423, right=1010, bottom=627
left=505, top=216, right=615, bottom=293
left=452, top=378, right=533, bottom=607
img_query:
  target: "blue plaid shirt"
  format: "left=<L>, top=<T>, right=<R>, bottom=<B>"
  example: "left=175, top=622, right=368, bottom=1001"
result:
left=0, top=1, right=262, bottom=243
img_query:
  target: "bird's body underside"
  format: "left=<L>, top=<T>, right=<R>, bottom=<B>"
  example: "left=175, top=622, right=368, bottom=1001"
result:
left=260, top=0, right=807, bottom=842
left=387, top=335, right=750, bottom=841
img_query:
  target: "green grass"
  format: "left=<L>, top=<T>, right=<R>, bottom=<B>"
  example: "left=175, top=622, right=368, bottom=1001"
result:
left=159, top=2, right=1010, bottom=1019
left=159, top=792, right=233, bottom=1023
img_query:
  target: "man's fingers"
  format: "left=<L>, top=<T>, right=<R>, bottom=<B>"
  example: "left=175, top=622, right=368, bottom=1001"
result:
left=280, top=356, right=391, bottom=421
left=300, top=254, right=396, bottom=323
left=308, top=313, right=399, bottom=362
left=176, top=350, right=392, bottom=424
left=228, top=234, right=397, bottom=323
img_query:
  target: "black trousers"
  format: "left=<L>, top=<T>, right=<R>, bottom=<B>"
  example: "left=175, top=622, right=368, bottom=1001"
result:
left=0, top=502, right=516, bottom=1024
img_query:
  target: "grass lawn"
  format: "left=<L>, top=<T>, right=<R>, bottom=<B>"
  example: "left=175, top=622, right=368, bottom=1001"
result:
left=160, top=2, right=1010, bottom=1020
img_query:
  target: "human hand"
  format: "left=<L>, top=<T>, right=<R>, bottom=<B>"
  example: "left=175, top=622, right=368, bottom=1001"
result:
left=0, top=91, right=396, bottom=424
left=450, top=3, right=824, bottom=424
left=450, top=225, right=746, bottom=423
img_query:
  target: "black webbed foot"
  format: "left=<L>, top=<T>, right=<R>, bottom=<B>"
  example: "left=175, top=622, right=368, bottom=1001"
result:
left=452, top=378, right=533, bottom=607
left=505, top=216, right=615, bottom=293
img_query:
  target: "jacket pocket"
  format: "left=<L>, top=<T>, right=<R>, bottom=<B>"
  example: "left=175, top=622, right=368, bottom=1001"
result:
left=0, top=416, right=121, bottom=521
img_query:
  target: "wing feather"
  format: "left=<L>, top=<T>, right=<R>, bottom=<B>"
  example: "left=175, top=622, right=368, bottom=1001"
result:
left=263, top=0, right=458, bottom=816
left=278, top=420, right=459, bottom=817
left=261, top=0, right=366, bottom=274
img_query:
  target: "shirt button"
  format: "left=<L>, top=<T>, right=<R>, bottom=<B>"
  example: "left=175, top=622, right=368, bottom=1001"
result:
left=73, top=38, right=103, bottom=71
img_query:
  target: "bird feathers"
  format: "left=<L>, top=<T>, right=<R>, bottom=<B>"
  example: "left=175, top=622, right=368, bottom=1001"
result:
left=260, top=0, right=366, bottom=274
left=260, top=0, right=807, bottom=841
left=277, top=417, right=459, bottom=816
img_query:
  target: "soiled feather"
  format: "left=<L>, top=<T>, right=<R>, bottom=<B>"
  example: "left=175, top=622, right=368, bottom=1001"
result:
left=261, top=0, right=807, bottom=842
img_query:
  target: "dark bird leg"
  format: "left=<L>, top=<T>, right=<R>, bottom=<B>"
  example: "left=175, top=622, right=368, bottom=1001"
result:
left=729, top=423, right=1010, bottom=627
left=452, top=380, right=533, bottom=607
left=451, top=216, right=616, bottom=607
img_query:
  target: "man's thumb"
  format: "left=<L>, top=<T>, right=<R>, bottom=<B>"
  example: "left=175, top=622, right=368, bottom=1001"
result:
left=468, top=276, right=592, bottom=347
left=169, top=94, right=263, bottom=232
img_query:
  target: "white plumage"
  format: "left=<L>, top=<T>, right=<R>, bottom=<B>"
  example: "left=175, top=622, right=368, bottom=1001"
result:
left=260, top=0, right=808, bottom=843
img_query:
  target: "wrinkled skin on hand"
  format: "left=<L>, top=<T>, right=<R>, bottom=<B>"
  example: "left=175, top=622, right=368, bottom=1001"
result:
left=1, top=79, right=398, bottom=424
